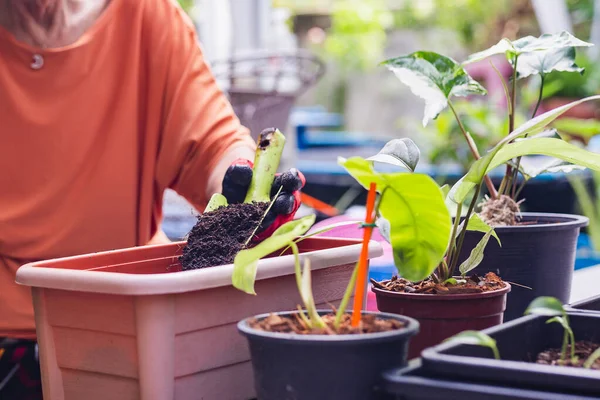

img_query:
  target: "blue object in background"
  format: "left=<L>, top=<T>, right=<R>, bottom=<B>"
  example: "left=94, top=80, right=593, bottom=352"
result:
left=575, top=233, right=600, bottom=270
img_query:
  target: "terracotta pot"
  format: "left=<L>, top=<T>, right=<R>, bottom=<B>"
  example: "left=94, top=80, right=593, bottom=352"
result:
left=238, top=310, right=419, bottom=400
left=16, top=237, right=382, bottom=400
left=372, top=284, right=511, bottom=359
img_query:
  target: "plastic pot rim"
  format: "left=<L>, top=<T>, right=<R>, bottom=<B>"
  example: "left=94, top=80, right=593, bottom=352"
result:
left=473, top=212, right=589, bottom=233
left=372, top=281, right=511, bottom=301
left=238, top=310, right=419, bottom=344
left=421, top=311, right=600, bottom=379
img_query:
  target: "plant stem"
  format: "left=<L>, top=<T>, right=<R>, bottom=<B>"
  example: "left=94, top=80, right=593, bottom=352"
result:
left=205, top=193, right=228, bottom=213
left=584, top=347, right=600, bottom=369
left=449, top=183, right=482, bottom=275
left=448, top=101, right=498, bottom=199
left=244, top=128, right=286, bottom=203
left=491, top=345, right=501, bottom=360
left=504, top=56, right=519, bottom=195
left=446, top=202, right=463, bottom=273
left=291, top=242, right=302, bottom=291
left=509, top=74, right=545, bottom=198
left=568, top=326, right=576, bottom=361
left=531, top=75, right=545, bottom=119
left=489, top=60, right=512, bottom=116
left=560, top=329, right=569, bottom=363
left=244, top=186, right=283, bottom=247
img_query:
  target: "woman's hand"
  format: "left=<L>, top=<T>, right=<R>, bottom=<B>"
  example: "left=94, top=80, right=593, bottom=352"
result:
left=221, top=159, right=305, bottom=241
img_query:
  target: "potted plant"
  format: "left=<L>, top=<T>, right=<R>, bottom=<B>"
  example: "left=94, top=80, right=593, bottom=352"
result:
left=419, top=297, right=600, bottom=397
left=237, top=183, right=420, bottom=400
left=15, top=129, right=384, bottom=400
left=380, top=31, right=600, bottom=321
left=323, top=137, right=509, bottom=359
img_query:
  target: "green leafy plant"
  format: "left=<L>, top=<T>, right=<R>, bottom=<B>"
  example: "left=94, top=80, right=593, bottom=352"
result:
left=339, top=138, right=496, bottom=283
left=446, top=330, right=500, bottom=360
left=382, top=31, right=600, bottom=227
left=525, top=297, right=576, bottom=364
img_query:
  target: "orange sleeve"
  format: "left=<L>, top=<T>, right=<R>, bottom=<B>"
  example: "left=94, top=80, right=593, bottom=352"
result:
left=153, top=2, right=255, bottom=211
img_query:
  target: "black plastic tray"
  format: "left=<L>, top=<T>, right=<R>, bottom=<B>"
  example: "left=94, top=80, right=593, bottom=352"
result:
left=383, top=360, right=598, bottom=400
left=421, top=311, right=600, bottom=395
left=568, top=295, right=600, bottom=313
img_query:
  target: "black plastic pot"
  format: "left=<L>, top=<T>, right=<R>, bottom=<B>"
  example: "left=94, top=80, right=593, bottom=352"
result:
left=238, top=310, right=419, bottom=400
left=421, top=311, right=600, bottom=395
left=382, top=360, right=598, bottom=400
left=568, top=295, right=600, bottom=314
left=458, top=212, right=588, bottom=321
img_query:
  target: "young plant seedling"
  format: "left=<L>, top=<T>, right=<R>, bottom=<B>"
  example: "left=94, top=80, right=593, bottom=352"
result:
left=525, top=296, right=576, bottom=364
left=382, top=31, right=600, bottom=227
left=340, top=137, right=498, bottom=286
left=181, top=128, right=286, bottom=270
left=446, top=330, right=500, bottom=360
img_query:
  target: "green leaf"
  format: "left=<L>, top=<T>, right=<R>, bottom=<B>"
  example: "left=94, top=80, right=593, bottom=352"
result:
left=440, top=184, right=450, bottom=199
left=339, top=157, right=451, bottom=282
left=299, top=258, right=326, bottom=328
left=465, top=38, right=515, bottom=65
left=446, top=330, right=501, bottom=360
left=279, top=220, right=362, bottom=256
left=465, top=213, right=501, bottom=245
left=450, top=95, right=600, bottom=203
left=584, top=347, right=600, bottom=369
left=382, top=51, right=486, bottom=126
left=553, top=117, right=600, bottom=140
left=525, top=296, right=566, bottom=317
left=232, top=215, right=316, bottom=294
left=376, top=216, right=391, bottom=243
left=205, top=193, right=228, bottom=212
left=459, top=230, right=493, bottom=276
left=546, top=316, right=570, bottom=331
left=444, top=277, right=458, bottom=285
left=367, top=138, right=420, bottom=172
left=516, top=47, right=584, bottom=79
left=465, top=31, right=592, bottom=65
left=519, top=157, right=587, bottom=180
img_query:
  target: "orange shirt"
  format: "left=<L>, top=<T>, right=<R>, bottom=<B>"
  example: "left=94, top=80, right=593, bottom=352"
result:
left=0, top=0, right=254, bottom=338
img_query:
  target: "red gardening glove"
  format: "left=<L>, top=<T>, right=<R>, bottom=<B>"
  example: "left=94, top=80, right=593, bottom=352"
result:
left=222, top=159, right=305, bottom=242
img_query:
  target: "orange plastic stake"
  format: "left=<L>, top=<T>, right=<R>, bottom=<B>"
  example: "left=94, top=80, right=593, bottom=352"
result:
left=351, top=182, right=378, bottom=327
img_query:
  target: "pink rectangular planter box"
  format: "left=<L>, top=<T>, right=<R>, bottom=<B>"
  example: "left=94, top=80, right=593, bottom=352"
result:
left=16, top=237, right=382, bottom=400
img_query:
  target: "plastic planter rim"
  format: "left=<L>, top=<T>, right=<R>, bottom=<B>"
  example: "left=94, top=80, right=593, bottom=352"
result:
left=471, top=212, right=588, bottom=233
left=372, top=281, right=511, bottom=300
left=238, top=310, right=419, bottom=344
left=421, top=310, right=600, bottom=377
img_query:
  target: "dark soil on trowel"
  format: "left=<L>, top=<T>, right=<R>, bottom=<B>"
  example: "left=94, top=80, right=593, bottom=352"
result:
left=536, top=341, right=600, bottom=370
left=371, top=272, right=506, bottom=295
left=249, top=312, right=406, bottom=335
left=180, top=202, right=268, bottom=270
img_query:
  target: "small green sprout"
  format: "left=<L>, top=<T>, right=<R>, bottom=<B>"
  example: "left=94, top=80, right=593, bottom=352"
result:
left=446, top=330, right=500, bottom=360
left=525, top=297, right=575, bottom=364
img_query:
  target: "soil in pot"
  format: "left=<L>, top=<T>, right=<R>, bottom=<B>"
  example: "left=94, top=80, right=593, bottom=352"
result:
left=373, top=272, right=505, bottom=295
left=250, top=312, right=405, bottom=335
left=537, top=341, right=600, bottom=369
left=239, top=310, right=419, bottom=400
left=372, top=273, right=510, bottom=359
left=180, top=202, right=268, bottom=270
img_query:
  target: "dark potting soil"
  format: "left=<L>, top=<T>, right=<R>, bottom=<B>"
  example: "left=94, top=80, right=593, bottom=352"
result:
left=180, top=202, right=268, bottom=270
left=372, top=272, right=506, bottom=295
left=536, top=341, right=600, bottom=370
left=249, top=313, right=406, bottom=335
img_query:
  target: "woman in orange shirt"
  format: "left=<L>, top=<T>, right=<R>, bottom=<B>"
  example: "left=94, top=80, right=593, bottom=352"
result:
left=0, top=0, right=304, bottom=397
